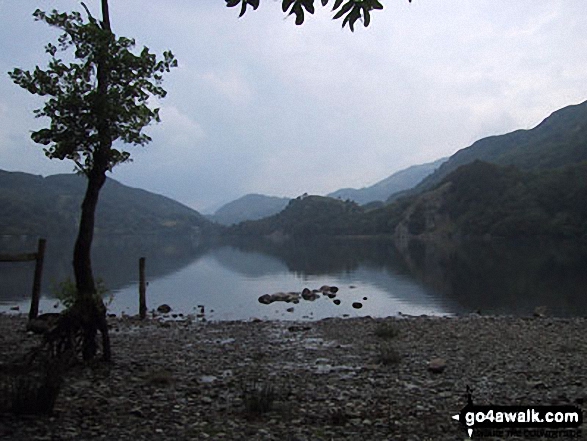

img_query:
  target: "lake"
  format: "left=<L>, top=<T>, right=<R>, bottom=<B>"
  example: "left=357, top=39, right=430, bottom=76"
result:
left=1, top=235, right=586, bottom=320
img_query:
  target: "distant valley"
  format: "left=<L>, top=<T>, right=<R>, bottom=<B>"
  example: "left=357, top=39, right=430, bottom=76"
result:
left=208, top=194, right=290, bottom=226
left=2, top=100, right=587, bottom=246
left=228, top=100, right=587, bottom=244
left=210, top=157, right=446, bottom=226
left=327, top=157, right=447, bottom=205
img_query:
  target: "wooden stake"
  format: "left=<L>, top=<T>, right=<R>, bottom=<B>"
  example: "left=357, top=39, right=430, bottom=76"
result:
left=29, top=238, right=46, bottom=320
left=139, top=257, right=147, bottom=319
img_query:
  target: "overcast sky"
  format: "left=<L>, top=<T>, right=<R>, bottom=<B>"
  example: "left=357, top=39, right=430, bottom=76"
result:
left=1, top=1, right=586, bottom=213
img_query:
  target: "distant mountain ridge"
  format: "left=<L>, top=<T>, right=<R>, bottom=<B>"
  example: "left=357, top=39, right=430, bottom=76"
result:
left=408, top=100, right=587, bottom=198
left=209, top=194, right=291, bottom=226
left=0, top=170, right=212, bottom=237
left=228, top=100, right=587, bottom=242
left=328, top=157, right=447, bottom=205
left=213, top=158, right=447, bottom=226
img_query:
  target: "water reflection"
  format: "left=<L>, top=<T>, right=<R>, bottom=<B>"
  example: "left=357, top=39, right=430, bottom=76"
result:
left=2, top=235, right=585, bottom=319
left=396, top=238, right=587, bottom=317
left=0, top=235, right=452, bottom=320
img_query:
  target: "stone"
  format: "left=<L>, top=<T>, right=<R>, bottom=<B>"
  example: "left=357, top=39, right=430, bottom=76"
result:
left=157, top=304, right=172, bottom=314
left=258, top=294, right=273, bottom=305
left=428, top=358, right=446, bottom=374
left=333, top=299, right=341, bottom=306
left=352, top=302, right=363, bottom=309
left=302, top=288, right=320, bottom=301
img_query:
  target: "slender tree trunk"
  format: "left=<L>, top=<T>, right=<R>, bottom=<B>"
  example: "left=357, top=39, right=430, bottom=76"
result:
left=73, top=172, right=105, bottom=299
left=70, top=0, right=113, bottom=362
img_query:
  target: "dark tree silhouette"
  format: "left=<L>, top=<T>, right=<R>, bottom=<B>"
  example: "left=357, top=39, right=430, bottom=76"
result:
left=226, top=0, right=411, bottom=31
left=9, top=0, right=177, bottom=361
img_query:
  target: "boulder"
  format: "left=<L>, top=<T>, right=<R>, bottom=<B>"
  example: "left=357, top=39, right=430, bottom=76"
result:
left=157, top=304, right=172, bottom=314
left=302, top=288, right=320, bottom=301
left=258, top=294, right=273, bottom=305
left=352, top=302, right=363, bottom=309
left=258, top=292, right=300, bottom=305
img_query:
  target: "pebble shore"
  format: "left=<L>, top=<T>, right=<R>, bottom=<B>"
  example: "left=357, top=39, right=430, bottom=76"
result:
left=0, top=313, right=585, bottom=440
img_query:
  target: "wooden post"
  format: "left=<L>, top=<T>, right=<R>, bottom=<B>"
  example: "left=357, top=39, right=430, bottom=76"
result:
left=28, top=238, right=46, bottom=320
left=139, top=257, right=147, bottom=319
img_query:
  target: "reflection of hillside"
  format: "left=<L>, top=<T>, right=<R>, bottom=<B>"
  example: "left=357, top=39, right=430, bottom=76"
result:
left=222, top=237, right=408, bottom=276
left=397, top=238, right=587, bottom=316
left=209, top=246, right=288, bottom=278
left=0, top=234, right=207, bottom=302
left=214, top=237, right=456, bottom=311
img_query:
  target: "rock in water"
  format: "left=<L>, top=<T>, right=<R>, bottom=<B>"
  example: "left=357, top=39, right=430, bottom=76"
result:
left=302, top=288, right=320, bottom=301
left=352, top=302, right=363, bottom=309
left=157, top=304, right=172, bottom=314
left=258, top=294, right=273, bottom=305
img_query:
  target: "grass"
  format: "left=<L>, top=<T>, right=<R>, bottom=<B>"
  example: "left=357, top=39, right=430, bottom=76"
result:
left=377, top=343, right=402, bottom=366
left=374, top=322, right=400, bottom=340
left=242, top=380, right=277, bottom=416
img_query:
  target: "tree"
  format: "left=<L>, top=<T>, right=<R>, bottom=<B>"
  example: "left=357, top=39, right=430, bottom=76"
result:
left=9, top=1, right=177, bottom=361
left=226, top=0, right=411, bottom=31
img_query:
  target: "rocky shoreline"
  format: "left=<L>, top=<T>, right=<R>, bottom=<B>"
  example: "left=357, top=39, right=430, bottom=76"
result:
left=0, top=313, right=585, bottom=440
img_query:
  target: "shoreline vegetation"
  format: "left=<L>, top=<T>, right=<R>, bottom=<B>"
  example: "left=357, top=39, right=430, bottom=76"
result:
left=1, top=313, right=585, bottom=440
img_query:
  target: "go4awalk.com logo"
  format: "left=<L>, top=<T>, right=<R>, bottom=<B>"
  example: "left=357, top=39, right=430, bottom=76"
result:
left=452, top=387, right=583, bottom=438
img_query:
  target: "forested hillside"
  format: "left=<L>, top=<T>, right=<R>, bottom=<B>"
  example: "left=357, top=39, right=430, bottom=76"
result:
left=395, top=160, right=587, bottom=242
left=407, top=100, right=587, bottom=197
left=0, top=170, right=212, bottom=237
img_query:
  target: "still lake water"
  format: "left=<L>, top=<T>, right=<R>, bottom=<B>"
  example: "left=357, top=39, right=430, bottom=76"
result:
left=1, top=235, right=586, bottom=320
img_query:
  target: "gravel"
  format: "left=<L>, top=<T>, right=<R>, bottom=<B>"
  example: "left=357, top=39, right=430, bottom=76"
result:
left=0, top=313, right=585, bottom=440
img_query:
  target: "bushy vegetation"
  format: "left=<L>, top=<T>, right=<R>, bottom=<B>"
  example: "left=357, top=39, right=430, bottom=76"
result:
left=440, top=160, right=587, bottom=240
left=229, top=195, right=366, bottom=238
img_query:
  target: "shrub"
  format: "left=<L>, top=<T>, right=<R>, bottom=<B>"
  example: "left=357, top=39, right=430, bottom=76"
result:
left=374, top=322, right=400, bottom=339
left=377, top=344, right=402, bottom=366
left=242, top=381, right=276, bottom=415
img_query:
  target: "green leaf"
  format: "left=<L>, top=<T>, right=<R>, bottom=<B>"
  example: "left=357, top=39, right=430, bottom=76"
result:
left=301, top=0, right=315, bottom=14
left=332, top=0, right=344, bottom=11
left=333, top=1, right=353, bottom=20
left=282, top=0, right=296, bottom=12
left=294, top=4, right=305, bottom=24
left=371, top=0, right=384, bottom=10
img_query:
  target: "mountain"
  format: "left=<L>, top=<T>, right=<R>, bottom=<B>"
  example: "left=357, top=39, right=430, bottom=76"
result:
left=402, top=100, right=587, bottom=200
left=393, top=160, right=587, bottom=243
left=209, top=194, right=291, bottom=226
left=328, top=157, right=447, bottom=205
left=229, top=101, right=587, bottom=243
left=228, top=195, right=365, bottom=239
left=212, top=158, right=446, bottom=226
left=0, top=170, right=212, bottom=237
